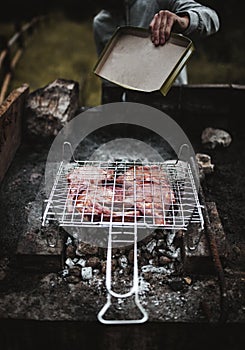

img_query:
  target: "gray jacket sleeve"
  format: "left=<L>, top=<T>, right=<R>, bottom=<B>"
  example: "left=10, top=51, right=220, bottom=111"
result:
left=158, top=0, right=220, bottom=37
left=93, top=10, right=114, bottom=56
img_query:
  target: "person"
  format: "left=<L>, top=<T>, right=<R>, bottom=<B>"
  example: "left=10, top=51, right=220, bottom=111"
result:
left=93, top=0, right=220, bottom=103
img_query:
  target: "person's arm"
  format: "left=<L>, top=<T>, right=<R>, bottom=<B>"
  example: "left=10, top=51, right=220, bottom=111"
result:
left=150, top=0, right=220, bottom=46
left=93, top=10, right=119, bottom=57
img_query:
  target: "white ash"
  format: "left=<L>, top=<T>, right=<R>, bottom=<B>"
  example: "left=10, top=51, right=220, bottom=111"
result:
left=65, top=237, right=73, bottom=246
left=142, top=265, right=173, bottom=275
left=138, top=276, right=151, bottom=295
left=60, top=269, right=69, bottom=278
left=118, top=255, right=128, bottom=269
left=65, top=258, right=75, bottom=268
left=76, top=258, right=86, bottom=267
left=163, top=247, right=181, bottom=261
left=81, top=267, right=93, bottom=280
left=166, top=231, right=176, bottom=246
left=146, top=239, right=157, bottom=254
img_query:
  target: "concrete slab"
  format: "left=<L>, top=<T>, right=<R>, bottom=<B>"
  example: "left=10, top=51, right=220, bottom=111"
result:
left=16, top=183, right=66, bottom=272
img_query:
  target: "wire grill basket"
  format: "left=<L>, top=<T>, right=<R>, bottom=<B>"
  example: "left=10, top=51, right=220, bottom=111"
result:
left=42, top=142, right=204, bottom=324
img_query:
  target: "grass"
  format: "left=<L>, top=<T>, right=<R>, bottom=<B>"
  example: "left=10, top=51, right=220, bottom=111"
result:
left=5, top=13, right=101, bottom=106
left=1, top=12, right=245, bottom=107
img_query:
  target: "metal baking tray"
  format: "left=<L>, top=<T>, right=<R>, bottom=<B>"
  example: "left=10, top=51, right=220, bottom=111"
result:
left=93, top=26, right=194, bottom=96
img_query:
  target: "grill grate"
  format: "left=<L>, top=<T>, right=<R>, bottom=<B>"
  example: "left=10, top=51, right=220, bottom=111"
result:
left=42, top=159, right=203, bottom=230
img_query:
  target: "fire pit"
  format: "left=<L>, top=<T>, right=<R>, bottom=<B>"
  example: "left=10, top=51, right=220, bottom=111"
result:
left=42, top=140, right=203, bottom=324
left=1, top=84, right=244, bottom=334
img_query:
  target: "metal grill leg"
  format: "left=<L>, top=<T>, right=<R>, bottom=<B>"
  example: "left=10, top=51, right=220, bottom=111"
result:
left=97, top=226, right=148, bottom=324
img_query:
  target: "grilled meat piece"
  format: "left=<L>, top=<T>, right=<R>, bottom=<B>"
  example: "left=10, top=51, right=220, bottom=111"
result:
left=75, top=184, right=140, bottom=222
left=127, top=182, right=175, bottom=225
left=117, top=166, right=175, bottom=225
left=116, top=165, right=169, bottom=187
left=67, top=164, right=175, bottom=225
left=67, top=166, right=114, bottom=189
left=66, top=166, right=114, bottom=211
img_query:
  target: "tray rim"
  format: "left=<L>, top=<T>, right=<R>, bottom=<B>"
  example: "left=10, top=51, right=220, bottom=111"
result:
left=93, top=26, right=195, bottom=96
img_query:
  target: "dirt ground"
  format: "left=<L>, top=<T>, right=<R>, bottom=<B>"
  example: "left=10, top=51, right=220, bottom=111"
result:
left=197, top=127, right=245, bottom=272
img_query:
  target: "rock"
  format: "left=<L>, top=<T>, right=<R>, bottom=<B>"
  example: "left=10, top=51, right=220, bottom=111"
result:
left=101, top=261, right=106, bottom=274
left=65, top=237, right=73, bottom=246
left=76, top=242, right=98, bottom=256
left=81, top=267, right=93, bottom=280
left=157, top=239, right=166, bottom=248
left=66, top=275, right=81, bottom=284
left=118, top=255, right=128, bottom=269
left=141, top=265, right=170, bottom=275
left=86, top=257, right=100, bottom=269
left=93, top=269, right=100, bottom=276
left=26, top=78, right=79, bottom=137
left=159, top=256, right=172, bottom=265
left=146, top=239, right=157, bottom=254
left=101, top=259, right=117, bottom=274
left=196, top=153, right=214, bottom=180
left=142, top=271, right=152, bottom=281
left=149, top=258, right=158, bottom=266
left=65, top=245, right=76, bottom=259
left=164, top=247, right=181, bottom=261
left=112, top=258, right=118, bottom=270
left=128, top=249, right=134, bottom=264
left=65, top=258, right=75, bottom=268
left=183, top=276, right=192, bottom=285
left=201, top=127, right=232, bottom=149
left=76, top=258, right=86, bottom=267
left=69, top=266, right=81, bottom=277
left=60, top=268, right=69, bottom=278
left=29, top=172, right=42, bottom=184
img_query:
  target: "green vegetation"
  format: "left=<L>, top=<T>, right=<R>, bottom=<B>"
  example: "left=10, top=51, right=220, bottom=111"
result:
left=1, top=12, right=245, bottom=107
left=5, top=13, right=101, bottom=106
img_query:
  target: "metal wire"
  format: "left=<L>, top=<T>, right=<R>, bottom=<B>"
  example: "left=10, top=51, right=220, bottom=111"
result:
left=42, top=160, right=203, bottom=230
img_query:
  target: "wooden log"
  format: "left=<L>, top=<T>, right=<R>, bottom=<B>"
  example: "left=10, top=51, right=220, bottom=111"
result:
left=182, top=201, right=228, bottom=274
left=0, top=84, right=29, bottom=182
left=26, top=78, right=79, bottom=137
left=0, top=73, right=11, bottom=105
left=0, top=49, right=23, bottom=104
left=0, top=49, right=8, bottom=70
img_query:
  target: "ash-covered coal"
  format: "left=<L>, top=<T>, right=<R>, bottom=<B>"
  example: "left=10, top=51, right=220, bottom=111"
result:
left=60, top=229, right=184, bottom=295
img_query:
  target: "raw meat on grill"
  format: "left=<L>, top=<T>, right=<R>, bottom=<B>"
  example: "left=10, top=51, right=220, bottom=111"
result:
left=67, top=164, right=175, bottom=225
left=67, top=166, right=114, bottom=190
left=118, top=166, right=175, bottom=225
left=75, top=184, right=140, bottom=222
left=66, top=166, right=114, bottom=211
left=116, top=165, right=169, bottom=187
left=127, top=182, right=175, bottom=225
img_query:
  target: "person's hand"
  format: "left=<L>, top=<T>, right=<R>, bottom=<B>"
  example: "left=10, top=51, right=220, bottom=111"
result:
left=149, top=10, right=189, bottom=46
